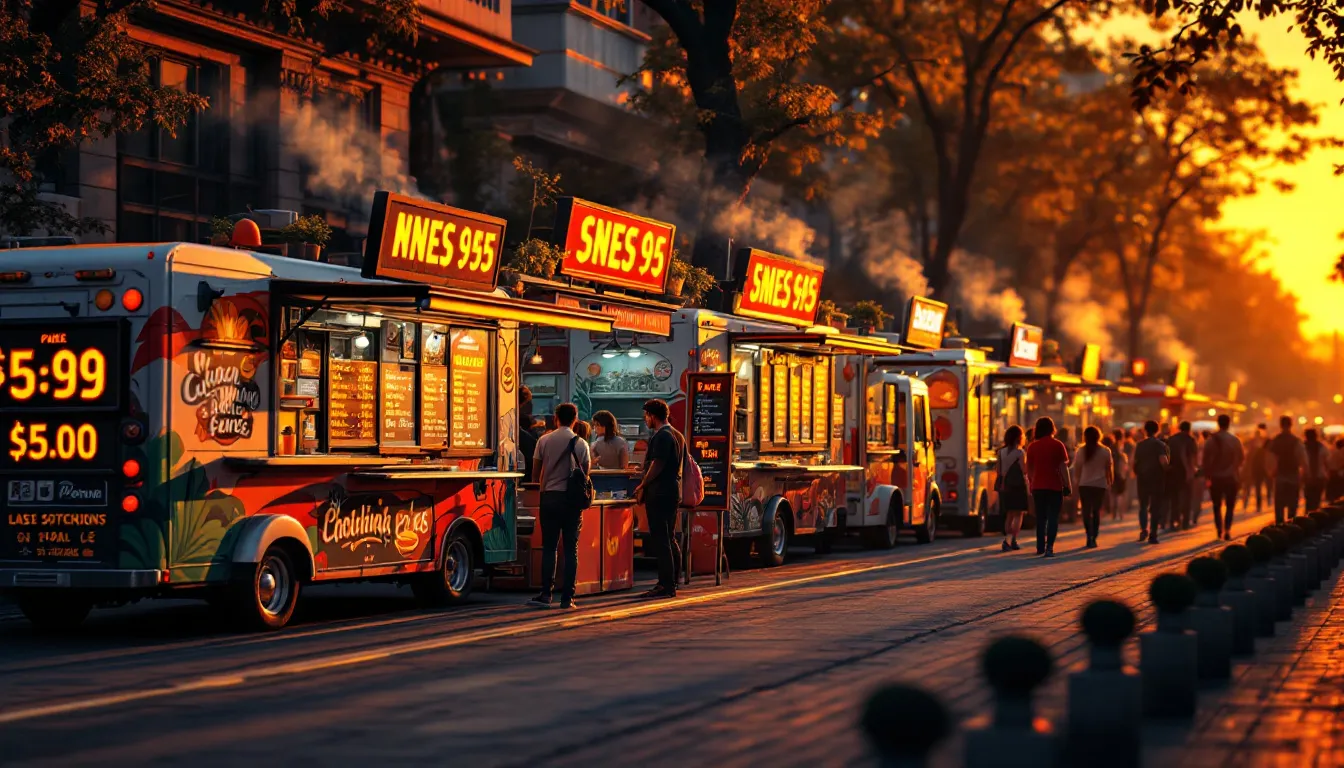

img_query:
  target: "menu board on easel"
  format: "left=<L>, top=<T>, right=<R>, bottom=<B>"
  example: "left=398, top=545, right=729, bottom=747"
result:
left=329, top=359, right=377, bottom=445
left=420, top=364, right=448, bottom=447
left=449, top=329, right=490, bottom=450
left=381, top=365, right=417, bottom=445
left=687, top=372, right=735, bottom=511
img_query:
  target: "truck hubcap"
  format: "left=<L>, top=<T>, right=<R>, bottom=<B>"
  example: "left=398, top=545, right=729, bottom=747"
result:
left=257, top=555, right=291, bottom=616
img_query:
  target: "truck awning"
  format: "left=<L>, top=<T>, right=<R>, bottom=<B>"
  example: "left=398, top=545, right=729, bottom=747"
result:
left=729, top=331, right=909, bottom=356
left=271, top=279, right=615, bottom=333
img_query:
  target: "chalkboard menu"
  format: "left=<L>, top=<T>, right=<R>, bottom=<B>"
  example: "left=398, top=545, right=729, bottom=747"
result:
left=329, top=359, right=377, bottom=445
left=420, top=364, right=448, bottom=446
left=381, top=365, right=417, bottom=445
left=687, top=372, right=735, bottom=510
left=772, top=363, right=788, bottom=444
left=450, top=329, right=490, bottom=450
left=813, top=360, right=830, bottom=445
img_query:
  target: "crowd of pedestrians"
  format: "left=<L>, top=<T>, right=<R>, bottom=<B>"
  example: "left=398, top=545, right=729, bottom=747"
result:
left=996, top=412, right=1343, bottom=557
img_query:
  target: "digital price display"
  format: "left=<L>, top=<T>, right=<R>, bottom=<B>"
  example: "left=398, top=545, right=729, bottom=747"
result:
left=0, top=322, right=122, bottom=410
left=6, top=416, right=117, bottom=470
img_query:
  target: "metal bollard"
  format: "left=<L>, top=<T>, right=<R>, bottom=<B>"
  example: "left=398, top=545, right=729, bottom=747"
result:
left=965, top=636, right=1057, bottom=768
left=1065, top=600, right=1141, bottom=768
left=1243, top=534, right=1278, bottom=638
left=1185, top=557, right=1234, bottom=682
left=861, top=684, right=951, bottom=768
left=1291, top=518, right=1324, bottom=587
left=1218, top=545, right=1257, bottom=656
left=1140, top=573, right=1199, bottom=719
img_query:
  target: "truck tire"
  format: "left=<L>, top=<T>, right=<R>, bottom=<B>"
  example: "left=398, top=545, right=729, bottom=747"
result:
left=864, top=505, right=900, bottom=550
left=963, top=499, right=987, bottom=538
left=915, top=503, right=937, bottom=544
left=231, top=544, right=300, bottom=631
left=759, top=512, right=788, bottom=567
left=18, top=595, right=92, bottom=632
left=412, top=529, right=476, bottom=607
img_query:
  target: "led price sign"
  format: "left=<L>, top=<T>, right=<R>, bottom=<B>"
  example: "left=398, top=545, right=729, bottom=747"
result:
left=0, top=322, right=122, bottom=410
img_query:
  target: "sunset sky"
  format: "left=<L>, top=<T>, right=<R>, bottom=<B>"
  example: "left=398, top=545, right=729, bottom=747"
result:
left=1100, top=16, right=1344, bottom=342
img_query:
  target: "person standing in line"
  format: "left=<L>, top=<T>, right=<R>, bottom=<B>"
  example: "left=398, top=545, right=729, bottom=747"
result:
left=1072, top=426, right=1114, bottom=549
left=1119, top=428, right=1137, bottom=517
left=997, top=425, right=1030, bottom=552
left=1025, top=417, right=1070, bottom=558
left=1266, top=415, right=1308, bottom=524
left=590, top=410, right=631, bottom=470
left=1166, top=422, right=1199, bottom=531
left=634, top=399, right=685, bottom=599
left=528, top=402, right=591, bottom=610
left=1244, top=424, right=1269, bottom=512
left=1133, top=420, right=1171, bottom=544
left=1328, top=438, right=1344, bottom=503
left=1105, top=434, right=1129, bottom=521
left=1203, top=414, right=1244, bottom=540
left=1302, top=428, right=1329, bottom=511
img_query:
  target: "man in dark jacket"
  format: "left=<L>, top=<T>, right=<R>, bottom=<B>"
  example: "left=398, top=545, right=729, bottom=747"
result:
left=1166, top=422, right=1199, bottom=530
left=1267, top=415, right=1307, bottom=523
left=1133, top=420, right=1171, bottom=544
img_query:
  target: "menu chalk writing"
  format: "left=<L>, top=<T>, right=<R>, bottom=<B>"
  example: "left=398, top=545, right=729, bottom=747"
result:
left=687, top=373, right=735, bottom=511
left=329, top=359, right=377, bottom=444
left=450, top=329, right=490, bottom=450
left=420, top=365, right=448, bottom=446
left=381, top=365, right=417, bottom=445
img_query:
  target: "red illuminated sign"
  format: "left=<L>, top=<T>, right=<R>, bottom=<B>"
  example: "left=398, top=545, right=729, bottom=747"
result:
left=552, top=198, right=675, bottom=294
left=1007, top=323, right=1044, bottom=368
left=903, top=296, right=948, bottom=350
left=363, top=192, right=505, bottom=292
left=732, top=248, right=825, bottom=327
left=599, top=304, right=672, bottom=336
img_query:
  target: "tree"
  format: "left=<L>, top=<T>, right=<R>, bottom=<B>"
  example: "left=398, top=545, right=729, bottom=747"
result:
left=0, top=0, right=416, bottom=237
left=632, top=0, right=872, bottom=276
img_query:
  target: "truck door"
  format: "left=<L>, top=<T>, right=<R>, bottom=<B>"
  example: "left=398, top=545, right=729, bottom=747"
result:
left=910, top=392, right=931, bottom=515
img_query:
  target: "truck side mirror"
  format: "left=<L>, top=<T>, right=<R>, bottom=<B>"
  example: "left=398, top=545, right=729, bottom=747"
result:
left=933, top=438, right=942, bottom=451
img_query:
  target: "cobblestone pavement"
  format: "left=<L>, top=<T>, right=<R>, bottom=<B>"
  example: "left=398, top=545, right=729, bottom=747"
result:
left=0, top=508, right=1282, bottom=767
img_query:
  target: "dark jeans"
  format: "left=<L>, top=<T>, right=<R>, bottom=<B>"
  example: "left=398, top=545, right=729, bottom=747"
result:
left=1168, top=474, right=1191, bottom=529
left=646, top=500, right=679, bottom=591
left=539, top=491, right=582, bottom=602
left=1244, top=474, right=1268, bottom=511
left=1079, top=486, right=1107, bottom=541
left=1274, top=480, right=1299, bottom=524
left=1033, top=490, right=1063, bottom=553
left=1138, top=478, right=1165, bottom=537
left=1209, top=478, right=1239, bottom=536
left=1304, top=479, right=1326, bottom=512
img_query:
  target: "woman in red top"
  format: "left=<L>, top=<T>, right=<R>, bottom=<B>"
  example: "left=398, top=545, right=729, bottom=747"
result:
left=1025, top=417, right=1070, bottom=557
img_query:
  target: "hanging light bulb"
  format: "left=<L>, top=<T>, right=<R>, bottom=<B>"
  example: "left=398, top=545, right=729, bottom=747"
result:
left=626, top=338, right=643, bottom=358
left=529, top=346, right=544, bottom=365
left=353, top=335, right=370, bottom=350
left=601, top=336, right=622, bottom=359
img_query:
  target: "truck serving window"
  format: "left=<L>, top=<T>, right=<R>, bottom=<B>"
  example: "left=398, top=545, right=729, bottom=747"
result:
left=866, top=382, right=889, bottom=447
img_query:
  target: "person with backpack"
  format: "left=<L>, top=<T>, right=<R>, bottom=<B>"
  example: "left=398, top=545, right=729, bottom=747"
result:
left=1071, top=426, right=1114, bottom=549
left=1266, top=415, right=1308, bottom=523
left=527, top=402, right=592, bottom=610
left=634, top=398, right=686, bottom=599
left=1166, top=422, right=1199, bottom=531
left=996, top=425, right=1030, bottom=552
left=1302, top=428, right=1329, bottom=511
left=1132, top=420, right=1170, bottom=544
left=1203, top=414, right=1244, bottom=540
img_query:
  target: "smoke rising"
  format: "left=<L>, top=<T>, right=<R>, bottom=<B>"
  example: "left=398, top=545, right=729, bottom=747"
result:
left=948, top=250, right=1026, bottom=326
left=712, top=197, right=817, bottom=262
left=281, top=101, right=422, bottom=212
left=1142, top=314, right=1197, bottom=369
left=845, top=214, right=930, bottom=299
left=1053, top=272, right=1116, bottom=354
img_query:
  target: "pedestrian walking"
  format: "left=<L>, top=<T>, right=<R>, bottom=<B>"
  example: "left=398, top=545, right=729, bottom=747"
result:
left=1203, top=414, right=1244, bottom=540
left=1266, top=416, right=1307, bottom=524
left=1243, top=424, right=1269, bottom=512
left=1071, top=426, right=1114, bottom=549
left=1302, top=428, right=1328, bottom=511
left=1133, top=420, right=1170, bottom=544
left=634, top=398, right=685, bottom=599
left=996, top=425, right=1029, bottom=552
left=528, top=402, right=592, bottom=610
left=590, top=410, right=631, bottom=469
left=1025, top=417, right=1069, bottom=557
left=1328, top=438, right=1344, bottom=503
left=1166, top=422, right=1199, bottom=530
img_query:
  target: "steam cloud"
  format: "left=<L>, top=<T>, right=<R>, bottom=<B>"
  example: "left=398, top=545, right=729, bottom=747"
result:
left=281, top=101, right=422, bottom=212
left=1142, top=314, right=1197, bottom=369
left=847, top=214, right=930, bottom=299
left=1053, top=272, right=1116, bottom=354
left=948, top=250, right=1026, bottom=326
left=712, top=197, right=817, bottom=262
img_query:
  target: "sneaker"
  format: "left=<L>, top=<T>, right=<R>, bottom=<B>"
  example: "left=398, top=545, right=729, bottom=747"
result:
left=1002, top=540, right=1011, bottom=552
left=558, top=599, right=579, bottom=610
left=1044, top=549, right=1055, bottom=558
left=1223, top=532, right=1233, bottom=541
left=526, top=595, right=552, bottom=609
left=639, top=586, right=676, bottom=600
left=1010, top=540, right=1021, bottom=551
left=1138, top=530, right=1148, bottom=542
left=1147, top=536, right=1159, bottom=545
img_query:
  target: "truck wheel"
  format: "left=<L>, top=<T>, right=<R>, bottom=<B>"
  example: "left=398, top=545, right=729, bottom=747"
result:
left=963, top=508, right=986, bottom=538
left=232, top=544, right=300, bottom=631
left=915, top=505, right=937, bottom=544
left=412, top=530, right=476, bottom=607
left=865, top=506, right=900, bottom=550
left=18, top=596, right=91, bottom=632
left=759, top=513, right=788, bottom=567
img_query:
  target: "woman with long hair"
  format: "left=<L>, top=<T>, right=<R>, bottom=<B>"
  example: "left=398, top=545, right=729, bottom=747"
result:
left=589, top=410, right=630, bottom=469
left=1072, top=426, right=1115, bottom=549
left=1025, top=417, right=1070, bottom=557
left=996, top=425, right=1029, bottom=551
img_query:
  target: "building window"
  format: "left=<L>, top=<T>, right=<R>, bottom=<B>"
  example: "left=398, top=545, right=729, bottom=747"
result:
left=118, top=58, right=240, bottom=242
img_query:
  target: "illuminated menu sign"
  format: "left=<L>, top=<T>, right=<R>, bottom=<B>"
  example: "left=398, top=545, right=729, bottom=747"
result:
left=1007, top=323, right=1044, bottom=368
left=553, top=198, right=675, bottom=294
left=813, top=361, right=830, bottom=443
left=686, top=373, right=734, bottom=511
left=450, top=329, right=490, bottom=450
left=381, top=366, right=417, bottom=445
left=420, top=365, right=448, bottom=447
left=1077, top=343, right=1101, bottom=381
left=772, top=364, right=788, bottom=444
left=1, top=321, right=125, bottom=563
left=732, top=248, right=824, bottom=327
left=329, top=359, right=378, bottom=445
left=903, top=297, right=948, bottom=350
left=363, top=191, right=506, bottom=292
left=599, top=304, right=672, bottom=336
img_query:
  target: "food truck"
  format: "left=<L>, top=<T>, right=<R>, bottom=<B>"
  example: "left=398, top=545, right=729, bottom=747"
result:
left=837, top=297, right=945, bottom=547
left=0, top=192, right=618, bottom=631
left=603, top=248, right=905, bottom=567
